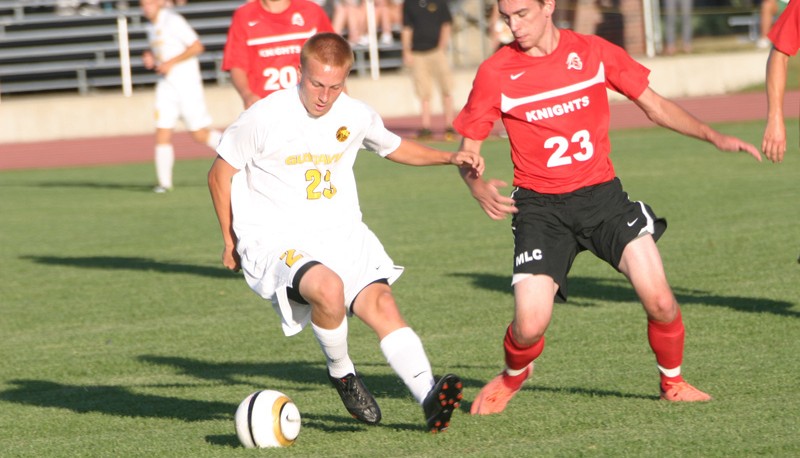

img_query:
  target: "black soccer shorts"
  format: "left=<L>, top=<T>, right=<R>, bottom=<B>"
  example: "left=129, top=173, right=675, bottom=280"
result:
left=511, top=178, right=667, bottom=302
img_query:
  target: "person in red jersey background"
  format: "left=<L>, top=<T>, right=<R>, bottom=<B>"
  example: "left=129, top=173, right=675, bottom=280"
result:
left=453, top=0, right=762, bottom=415
left=223, top=0, right=334, bottom=108
left=762, top=0, right=800, bottom=163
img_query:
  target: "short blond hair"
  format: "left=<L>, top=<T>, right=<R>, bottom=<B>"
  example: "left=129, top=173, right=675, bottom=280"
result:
left=300, top=33, right=354, bottom=72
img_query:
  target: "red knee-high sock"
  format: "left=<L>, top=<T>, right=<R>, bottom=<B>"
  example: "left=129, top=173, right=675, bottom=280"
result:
left=503, top=325, right=544, bottom=388
left=647, top=308, right=685, bottom=386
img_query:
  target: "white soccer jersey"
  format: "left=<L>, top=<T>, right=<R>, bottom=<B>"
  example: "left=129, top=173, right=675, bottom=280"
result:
left=145, top=7, right=202, bottom=85
left=216, top=87, right=402, bottom=246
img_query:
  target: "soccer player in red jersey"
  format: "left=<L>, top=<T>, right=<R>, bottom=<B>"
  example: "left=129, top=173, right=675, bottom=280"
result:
left=763, top=0, right=800, bottom=163
left=454, top=0, right=762, bottom=414
left=223, top=0, right=334, bottom=108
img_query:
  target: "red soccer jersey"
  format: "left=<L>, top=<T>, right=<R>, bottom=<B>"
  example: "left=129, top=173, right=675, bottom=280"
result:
left=222, top=0, right=333, bottom=98
left=769, top=0, right=800, bottom=55
left=454, top=30, right=650, bottom=194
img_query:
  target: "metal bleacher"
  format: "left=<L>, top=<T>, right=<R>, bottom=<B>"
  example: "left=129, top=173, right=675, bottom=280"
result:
left=0, top=0, right=403, bottom=96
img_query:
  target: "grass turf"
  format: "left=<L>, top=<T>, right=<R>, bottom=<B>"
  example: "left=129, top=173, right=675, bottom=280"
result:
left=0, top=121, right=798, bottom=457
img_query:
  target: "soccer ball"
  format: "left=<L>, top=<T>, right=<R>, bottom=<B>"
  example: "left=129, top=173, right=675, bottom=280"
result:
left=234, top=390, right=302, bottom=448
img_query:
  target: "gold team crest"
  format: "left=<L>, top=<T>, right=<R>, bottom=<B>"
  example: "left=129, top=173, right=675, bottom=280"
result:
left=336, top=126, right=350, bottom=142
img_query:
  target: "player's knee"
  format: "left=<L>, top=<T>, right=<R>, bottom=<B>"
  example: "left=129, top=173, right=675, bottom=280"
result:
left=357, top=289, right=402, bottom=326
left=512, top=320, right=546, bottom=346
left=374, top=290, right=402, bottom=320
left=643, top=291, right=678, bottom=321
left=305, top=273, right=345, bottom=311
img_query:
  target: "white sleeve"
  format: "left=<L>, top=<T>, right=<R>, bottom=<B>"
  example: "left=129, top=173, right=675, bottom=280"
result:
left=171, top=13, right=200, bottom=47
left=360, top=103, right=402, bottom=158
left=216, top=108, right=266, bottom=170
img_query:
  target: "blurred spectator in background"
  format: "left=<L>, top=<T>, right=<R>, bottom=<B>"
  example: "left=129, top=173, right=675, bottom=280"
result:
left=141, top=0, right=222, bottom=193
left=223, top=0, right=333, bottom=109
left=762, top=0, right=798, bottom=162
left=488, top=2, right=514, bottom=51
left=56, top=0, right=102, bottom=16
left=401, top=0, right=456, bottom=139
left=571, top=0, right=602, bottom=35
left=332, top=0, right=367, bottom=46
left=663, top=0, right=693, bottom=55
left=758, top=0, right=790, bottom=49
left=375, top=0, right=399, bottom=44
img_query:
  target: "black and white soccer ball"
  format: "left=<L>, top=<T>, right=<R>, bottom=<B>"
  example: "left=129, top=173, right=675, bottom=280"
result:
left=234, top=390, right=301, bottom=448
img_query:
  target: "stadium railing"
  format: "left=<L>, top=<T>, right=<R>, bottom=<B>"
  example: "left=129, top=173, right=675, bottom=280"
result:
left=0, top=0, right=403, bottom=96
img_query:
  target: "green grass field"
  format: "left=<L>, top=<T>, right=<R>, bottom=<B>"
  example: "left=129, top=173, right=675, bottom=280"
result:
left=1, top=121, right=798, bottom=457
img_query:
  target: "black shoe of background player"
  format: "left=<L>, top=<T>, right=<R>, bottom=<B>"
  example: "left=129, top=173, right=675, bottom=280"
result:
left=423, top=373, right=463, bottom=433
left=328, top=371, right=381, bottom=425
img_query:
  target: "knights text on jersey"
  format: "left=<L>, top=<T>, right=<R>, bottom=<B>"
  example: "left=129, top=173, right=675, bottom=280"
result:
left=453, top=30, right=650, bottom=194
left=216, top=88, right=402, bottom=242
left=769, top=0, right=800, bottom=55
left=222, top=0, right=333, bottom=98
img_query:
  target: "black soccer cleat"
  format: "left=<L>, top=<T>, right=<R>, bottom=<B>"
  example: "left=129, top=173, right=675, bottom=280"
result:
left=423, top=373, right=463, bottom=433
left=328, top=371, right=382, bottom=425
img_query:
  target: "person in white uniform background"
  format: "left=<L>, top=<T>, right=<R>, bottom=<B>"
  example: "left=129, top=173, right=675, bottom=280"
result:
left=141, top=0, right=222, bottom=193
left=208, top=32, right=483, bottom=432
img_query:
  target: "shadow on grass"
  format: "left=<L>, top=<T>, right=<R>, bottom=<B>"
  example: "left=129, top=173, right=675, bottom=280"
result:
left=458, top=384, right=658, bottom=414
left=450, top=272, right=799, bottom=318
left=21, top=255, right=235, bottom=279
left=33, top=181, right=155, bottom=192
left=0, top=377, right=409, bottom=436
left=0, top=356, right=481, bottom=435
left=137, top=355, right=488, bottom=400
left=0, top=379, right=234, bottom=422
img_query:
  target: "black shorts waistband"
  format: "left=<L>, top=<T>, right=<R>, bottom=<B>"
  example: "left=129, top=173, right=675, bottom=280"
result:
left=513, top=178, right=620, bottom=202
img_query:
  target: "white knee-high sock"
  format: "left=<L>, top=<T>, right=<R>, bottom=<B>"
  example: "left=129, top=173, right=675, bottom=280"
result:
left=380, top=327, right=434, bottom=404
left=206, top=129, right=222, bottom=149
left=154, top=144, right=174, bottom=188
left=312, top=319, right=355, bottom=378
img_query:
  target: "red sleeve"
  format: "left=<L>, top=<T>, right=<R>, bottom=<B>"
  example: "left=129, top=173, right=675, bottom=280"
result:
left=453, top=60, right=502, bottom=140
left=222, top=7, right=249, bottom=72
left=596, top=36, right=650, bottom=100
left=769, top=0, right=800, bottom=56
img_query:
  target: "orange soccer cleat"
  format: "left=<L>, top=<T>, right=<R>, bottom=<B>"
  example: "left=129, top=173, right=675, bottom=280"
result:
left=470, top=363, right=533, bottom=415
left=660, top=380, right=712, bottom=402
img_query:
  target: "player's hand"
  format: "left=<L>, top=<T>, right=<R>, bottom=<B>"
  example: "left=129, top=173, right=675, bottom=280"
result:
left=156, top=60, right=174, bottom=76
left=761, top=119, right=787, bottom=163
left=469, top=178, right=517, bottom=220
left=221, top=245, right=241, bottom=272
left=450, top=150, right=485, bottom=176
left=712, top=133, right=762, bottom=162
left=142, top=52, right=155, bottom=70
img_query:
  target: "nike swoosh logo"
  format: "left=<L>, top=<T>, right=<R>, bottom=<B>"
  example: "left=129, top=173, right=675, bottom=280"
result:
left=248, top=21, right=258, bottom=27
left=510, top=71, right=525, bottom=80
left=413, top=371, right=426, bottom=378
left=627, top=218, right=639, bottom=227
left=501, top=63, right=605, bottom=113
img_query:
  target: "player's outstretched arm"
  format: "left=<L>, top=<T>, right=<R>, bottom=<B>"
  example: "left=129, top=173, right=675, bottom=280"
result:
left=385, top=138, right=485, bottom=175
left=457, top=137, right=517, bottom=220
left=634, top=87, right=762, bottom=162
left=763, top=48, right=790, bottom=163
left=208, top=155, right=241, bottom=272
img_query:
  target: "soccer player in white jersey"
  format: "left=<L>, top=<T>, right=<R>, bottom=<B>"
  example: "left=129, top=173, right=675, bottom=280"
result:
left=453, top=0, right=762, bottom=414
left=208, top=33, right=481, bottom=432
left=141, top=0, right=222, bottom=193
